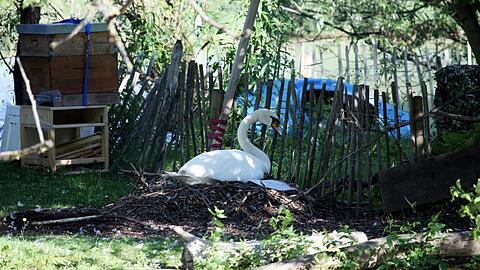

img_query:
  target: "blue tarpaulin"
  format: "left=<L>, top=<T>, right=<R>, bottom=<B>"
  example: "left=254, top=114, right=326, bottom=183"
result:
left=237, top=78, right=410, bottom=137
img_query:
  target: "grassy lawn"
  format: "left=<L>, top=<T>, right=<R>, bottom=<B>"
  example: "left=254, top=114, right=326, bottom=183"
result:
left=0, top=162, right=183, bottom=269
left=0, top=162, right=133, bottom=216
left=0, top=234, right=182, bottom=269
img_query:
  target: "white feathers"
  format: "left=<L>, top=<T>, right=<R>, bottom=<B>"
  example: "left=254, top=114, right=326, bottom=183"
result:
left=178, top=109, right=279, bottom=182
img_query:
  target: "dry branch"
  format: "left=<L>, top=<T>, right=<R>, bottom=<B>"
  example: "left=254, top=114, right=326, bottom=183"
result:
left=16, top=57, right=44, bottom=142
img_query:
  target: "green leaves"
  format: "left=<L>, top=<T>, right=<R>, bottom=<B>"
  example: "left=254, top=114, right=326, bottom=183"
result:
left=451, top=179, right=480, bottom=239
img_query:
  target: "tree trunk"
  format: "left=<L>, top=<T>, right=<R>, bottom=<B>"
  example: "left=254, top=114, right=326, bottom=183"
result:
left=211, top=0, right=260, bottom=150
left=258, top=231, right=480, bottom=270
left=14, top=5, right=41, bottom=105
left=452, top=2, right=480, bottom=64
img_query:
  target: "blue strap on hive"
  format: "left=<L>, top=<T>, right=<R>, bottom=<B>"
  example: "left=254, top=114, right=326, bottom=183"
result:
left=83, top=22, right=91, bottom=106
left=54, top=18, right=91, bottom=106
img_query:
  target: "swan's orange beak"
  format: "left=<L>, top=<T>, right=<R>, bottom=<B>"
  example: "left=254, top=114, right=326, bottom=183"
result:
left=271, top=120, right=282, bottom=135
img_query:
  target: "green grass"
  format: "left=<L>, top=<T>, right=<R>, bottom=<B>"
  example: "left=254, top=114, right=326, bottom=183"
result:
left=0, top=163, right=183, bottom=269
left=0, top=162, right=134, bottom=216
left=0, top=234, right=182, bottom=269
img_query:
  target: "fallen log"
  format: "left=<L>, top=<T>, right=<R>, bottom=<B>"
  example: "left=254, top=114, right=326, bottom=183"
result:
left=173, top=226, right=368, bottom=270
left=257, top=231, right=480, bottom=270
left=378, top=145, right=480, bottom=212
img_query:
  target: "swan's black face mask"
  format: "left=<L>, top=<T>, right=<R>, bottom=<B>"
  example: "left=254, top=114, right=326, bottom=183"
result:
left=270, top=117, right=282, bottom=135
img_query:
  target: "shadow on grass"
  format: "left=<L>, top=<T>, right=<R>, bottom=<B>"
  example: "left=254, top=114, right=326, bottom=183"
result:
left=0, top=234, right=182, bottom=269
left=0, top=162, right=134, bottom=216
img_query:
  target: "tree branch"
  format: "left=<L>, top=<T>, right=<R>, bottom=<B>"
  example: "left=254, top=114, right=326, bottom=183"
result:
left=436, top=110, right=480, bottom=122
left=16, top=57, right=44, bottom=142
left=187, top=0, right=242, bottom=40
left=0, top=50, right=13, bottom=73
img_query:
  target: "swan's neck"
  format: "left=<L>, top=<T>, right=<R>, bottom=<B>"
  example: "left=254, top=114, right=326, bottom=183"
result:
left=237, top=114, right=270, bottom=172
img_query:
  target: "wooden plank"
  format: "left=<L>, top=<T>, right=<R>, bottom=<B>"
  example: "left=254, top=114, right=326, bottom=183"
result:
left=56, top=134, right=101, bottom=155
left=20, top=106, right=52, bottom=126
left=19, top=32, right=115, bottom=57
left=57, top=143, right=101, bottom=160
left=102, top=107, right=109, bottom=171
left=379, top=145, right=480, bottom=212
left=50, top=54, right=118, bottom=94
left=48, top=123, right=106, bottom=129
left=60, top=92, right=120, bottom=106
left=55, top=157, right=105, bottom=165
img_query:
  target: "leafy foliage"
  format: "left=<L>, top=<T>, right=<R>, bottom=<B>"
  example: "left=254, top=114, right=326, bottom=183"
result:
left=377, top=214, right=448, bottom=270
left=451, top=179, right=480, bottom=239
left=284, top=0, right=463, bottom=49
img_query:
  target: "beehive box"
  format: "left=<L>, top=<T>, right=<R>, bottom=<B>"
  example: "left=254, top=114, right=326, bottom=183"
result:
left=16, top=22, right=118, bottom=97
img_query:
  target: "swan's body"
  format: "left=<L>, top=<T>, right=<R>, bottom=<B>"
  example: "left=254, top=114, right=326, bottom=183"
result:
left=178, top=109, right=281, bottom=182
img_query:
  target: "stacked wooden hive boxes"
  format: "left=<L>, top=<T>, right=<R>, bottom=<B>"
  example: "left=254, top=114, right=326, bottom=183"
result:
left=17, top=22, right=118, bottom=172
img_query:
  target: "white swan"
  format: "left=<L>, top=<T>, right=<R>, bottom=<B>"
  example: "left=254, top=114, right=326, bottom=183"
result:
left=178, top=109, right=282, bottom=182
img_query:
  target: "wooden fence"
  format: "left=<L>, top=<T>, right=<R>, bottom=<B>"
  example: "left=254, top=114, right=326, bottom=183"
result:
left=111, top=40, right=447, bottom=215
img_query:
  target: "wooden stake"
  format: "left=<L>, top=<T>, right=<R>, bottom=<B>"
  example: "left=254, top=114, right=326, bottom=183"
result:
left=288, top=81, right=299, bottom=183
left=391, top=48, right=403, bottom=162
left=345, top=45, right=350, bottom=82
left=306, top=82, right=325, bottom=187
left=250, top=79, right=263, bottom=142
left=269, top=78, right=285, bottom=170
left=295, top=78, right=308, bottom=185
left=381, top=92, right=391, bottom=168
left=259, top=79, right=274, bottom=150
left=277, top=77, right=293, bottom=179
left=403, top=49, right=417, bottom=160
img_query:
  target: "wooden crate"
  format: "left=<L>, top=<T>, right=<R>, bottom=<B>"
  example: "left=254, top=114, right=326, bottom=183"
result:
left=16, top=22, right=118, bottom=97
left=20, top=105, right=109, bottom=172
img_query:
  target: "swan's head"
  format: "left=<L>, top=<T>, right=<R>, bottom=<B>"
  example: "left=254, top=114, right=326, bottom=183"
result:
left=254, top=109, right=282, bottom=135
